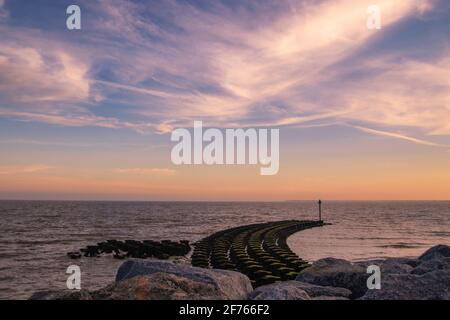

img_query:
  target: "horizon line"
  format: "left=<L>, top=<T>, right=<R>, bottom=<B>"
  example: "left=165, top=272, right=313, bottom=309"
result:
left=0, top=198, right=449, bottom=202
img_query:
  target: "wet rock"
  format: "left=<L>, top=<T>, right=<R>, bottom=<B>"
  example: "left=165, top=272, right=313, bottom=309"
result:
left=116, top=259, right=253, bottom=300
left=418, top=245, right=450, bottom=261
left=248, top=282, right=311, bottom=300
left=97, top=242, right=115, bottom=254
left=113, top=253, right=126, bottom=260
left=84, top=245, right=100, bottom=257
left=296, top=258, right=367, bottom=299
left=76, top=239, right=191, bottom=260
left=360, top=270, right=450, bottom=300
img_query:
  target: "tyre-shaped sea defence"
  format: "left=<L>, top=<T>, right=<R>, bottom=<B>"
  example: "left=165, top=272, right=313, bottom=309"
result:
left=191, top=220, right=324, bottom=287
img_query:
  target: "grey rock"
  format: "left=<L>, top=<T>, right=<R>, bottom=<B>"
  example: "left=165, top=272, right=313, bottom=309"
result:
left=291, top=281, right=351, bottom=298
left=419, top=245, right=450, bottom=261
left=381, top=259, right=414, bottom=274
left=296, top=258, right=367, bottom=299
left=360, top=270, right=450, bottom=300
left=411, top=257, right=450, bottom=275
left=356, top=258, right=415, bottom=274
left=29, top=290, right=93, bottom=300
left=30, top=260, right=253, bottom=300
left=92, top=272, right=245, bottom=300
left=399, top=257, right=421, bottom=268
left=116, top=259, right=252, bottom=299
left=312, top=296, right=350, bottom=300
left=248, top=281, right=311, bottom=300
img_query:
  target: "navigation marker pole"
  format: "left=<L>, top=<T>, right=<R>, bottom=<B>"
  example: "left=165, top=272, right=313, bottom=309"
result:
left=318, top=199, right=322, bottom=222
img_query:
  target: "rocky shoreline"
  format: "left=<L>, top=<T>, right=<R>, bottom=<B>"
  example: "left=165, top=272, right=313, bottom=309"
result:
left=30, top=244, right=450, bottom=300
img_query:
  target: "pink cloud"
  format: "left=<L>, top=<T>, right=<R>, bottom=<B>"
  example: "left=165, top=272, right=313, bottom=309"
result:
left=0, top=44, right=90, bottom=103
left=0, top=0, right=448, bottom=150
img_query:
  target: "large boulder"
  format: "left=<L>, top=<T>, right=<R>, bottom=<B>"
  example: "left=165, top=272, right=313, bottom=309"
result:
left=31, top=272, right=246, bottom=300
left=419, top=245, right=450, bottom=261
left=412, top=257, right=450, bottom=275
left=115, top=259, right=253, bottom=299
left=248, top=281, right=311, bottom=300
left=411, top=245, right=450, bottom=275
left=356, top=258, right=416, bottom=274
left=360, top=270, right=450, bottom=300
left=296, top=258, right=367, bottom=298
left=92, top=272, right=247, bottom=300
left=30, top=259, right=253, bottom=300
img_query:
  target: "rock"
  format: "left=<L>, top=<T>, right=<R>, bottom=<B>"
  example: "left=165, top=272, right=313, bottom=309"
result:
left=291, top=281, right=352, bottom=298
left=411, top=257, right=450, bottom=275
left=116, top=259, right=252, bottom=299
left=248, top=281, right=311, bottom=300
left=113, top=253, right=126, bottom=260
left=419, top=245, right=450, bottom=261
left=296, top=258, right=367, bottom=299
left=248, top=281, right=351, bottom=300
left=312, top=296, right=349, bottom=300
left=92, top=273, right=245, bottom=300
left=380, top=259, right=414, bottom=274
left=78, top=239, right=191, bottom=260
left=411, top=245, right=450, bottom=275
left=29, top=290, right=92, bottom=300
left=84, top=245, right=100, bottom=257
left=356, top=258, right=415, bottom=274
left=30, top=261, right=253, bottom=300
left=67, top=251, right=82, bottom=259
left=360, top=270, right=450, bottom=300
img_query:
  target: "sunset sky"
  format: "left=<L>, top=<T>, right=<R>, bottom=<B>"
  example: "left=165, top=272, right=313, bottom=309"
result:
left=1, top=0, right=450, bottom=201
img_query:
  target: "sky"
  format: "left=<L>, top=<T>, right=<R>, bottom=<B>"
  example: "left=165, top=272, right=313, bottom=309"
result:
left=0, top=0, right=450, bottom=201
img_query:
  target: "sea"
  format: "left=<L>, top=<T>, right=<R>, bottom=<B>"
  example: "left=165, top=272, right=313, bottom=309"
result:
left=0, top=200, right=449, bottom=299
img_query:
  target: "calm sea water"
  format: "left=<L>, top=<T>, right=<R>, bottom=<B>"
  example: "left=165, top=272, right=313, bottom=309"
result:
left=0, top=200, right=449, bottom=299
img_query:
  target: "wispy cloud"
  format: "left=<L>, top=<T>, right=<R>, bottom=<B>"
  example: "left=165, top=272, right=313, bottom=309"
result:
left=0, top=139, right=167, bottom=150
left=350, top=125, right=448, bottom=147
left=113, top=168, right=176, bottom=177
left=0, top=165, right=53, bottom=175
left=0, top=0, right=448, bottom=149
left=0, top=108, right=161, bottom=133
left=335, top=57, right=450, bottom=137
left=0, top=0, right=7, bottom=21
